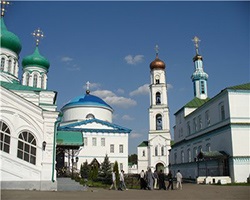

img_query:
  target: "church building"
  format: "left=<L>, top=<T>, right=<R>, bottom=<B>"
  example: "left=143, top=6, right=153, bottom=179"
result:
left=169, top=37, right=250, bottom=183
left=0, top=2, right=59, bottom=190
left=137, top=46, right=171, bottom=173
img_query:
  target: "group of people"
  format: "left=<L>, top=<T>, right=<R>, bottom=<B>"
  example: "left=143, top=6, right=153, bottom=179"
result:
left=140, top=169, right=183, bottom=190
left=110, top=169, right=128, bottom=191
left=109, top=168, right=183, bottom=191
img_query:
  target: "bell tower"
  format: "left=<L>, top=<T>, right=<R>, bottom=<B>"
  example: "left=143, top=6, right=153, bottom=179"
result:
left=148, top=45, right=171, bottom=172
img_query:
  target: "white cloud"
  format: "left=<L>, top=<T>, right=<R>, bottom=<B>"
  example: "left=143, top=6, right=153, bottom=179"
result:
left=122, top=115, right=134, bottom=121
left=92, top=90, right=137, bottom=109
left=66, top=64, right=80, bottom=71
left=83, top=82, right=101, bottom=90
left=129, top=132, right=143, bottom=139
left=129, top=84, right=149, bottom=96
left=167, top=84, right=173, bottom=89
left=61, top=56, right=73, bottom=62
left=116, top=88, right=125, bottom=94
left=124, top=54, right=144, bottom=65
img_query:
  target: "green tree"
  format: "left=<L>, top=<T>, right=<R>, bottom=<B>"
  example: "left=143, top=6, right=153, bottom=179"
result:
left=80, top=160, right=90, bottom=179
left=113, top=161, right=119, bottom=185
left=99, top=154, right=112, bottom=184
left=128, top=154, right=138, bottom=165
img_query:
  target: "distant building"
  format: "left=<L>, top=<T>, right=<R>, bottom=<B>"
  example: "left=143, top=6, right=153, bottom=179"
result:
left=169, top=37, right=250, bottom=183
left=56, top=87, right=131, bottom=173
left=137, top=46, right=171, bottom=173
left=0, top=7, right=59, bottom=190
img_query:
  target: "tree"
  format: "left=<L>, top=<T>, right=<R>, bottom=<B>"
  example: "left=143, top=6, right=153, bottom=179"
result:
left=99, top=154, right=112, bottom=184
left=128, top=154, right=138, bottom=165
left=80, top=160, right=90, bottom=179
left=113, top=161, right=119, bottom=185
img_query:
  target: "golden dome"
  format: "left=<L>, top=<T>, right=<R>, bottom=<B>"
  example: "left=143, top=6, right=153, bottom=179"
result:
left=150, top=55, right=166, bottom=70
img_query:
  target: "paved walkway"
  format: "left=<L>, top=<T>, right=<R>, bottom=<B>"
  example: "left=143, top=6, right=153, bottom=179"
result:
left=1, top=183, right=249, bottom=200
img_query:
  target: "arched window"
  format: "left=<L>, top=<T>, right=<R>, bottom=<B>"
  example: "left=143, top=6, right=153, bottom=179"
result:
left=156, top=92, right=161, bottom=105
left=142, top=150, right=145, bottom=157
left=13, top=60, right=16, bottom=76
left=1, top=57, right=5, bottom=70
left=26, top=73, right=30, bottom=86
left=181, top=151, right=184, bottom=163
left=41, top=74, right=45, bottom=89
left=17, top=131, right=36, bottom=165
left=8, top=59, right=12, bottom=73
left=0, top=121, right=11, bottom=153
left=161, top=146, right=164, bottom=156
left=33, top=74, right=38, bottom=87
left=156, top=114, right=162, bottom=130
left=155, top=146, right=158, bottom=156
left=86, top=113, right=95, bottom=119
left=187, top=149, right=191, bottom=162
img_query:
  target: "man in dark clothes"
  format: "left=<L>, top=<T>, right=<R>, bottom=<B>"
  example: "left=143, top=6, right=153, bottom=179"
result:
left=167, top=170, right=174, bottom=190
left=158, top=169, right=166, bottom=190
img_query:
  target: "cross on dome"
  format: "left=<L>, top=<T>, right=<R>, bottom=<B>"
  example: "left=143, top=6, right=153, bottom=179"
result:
left=154, top=44, right=159, bottom=58
left=86, top=81, right=90, bottom=94
left=1, top=0, right=10, bottom=17
left=192, top=36, right=201, bottom=55
left=32, top=28, right=44, bottom=46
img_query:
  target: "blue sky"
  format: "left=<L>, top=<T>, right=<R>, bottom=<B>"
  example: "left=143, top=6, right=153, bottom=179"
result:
left=4, top=1, right=249, bottom=154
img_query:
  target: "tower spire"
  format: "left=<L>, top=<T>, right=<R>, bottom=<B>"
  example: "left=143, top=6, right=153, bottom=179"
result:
left=1, top=1, right=10, bottom=17
left=32, top=28, right=44, bottom=47
left=154, top=44, right=159, bottom=58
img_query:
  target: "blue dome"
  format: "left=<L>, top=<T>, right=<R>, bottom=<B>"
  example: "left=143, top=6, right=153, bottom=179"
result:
left=62, top=94, right=113, bottom=110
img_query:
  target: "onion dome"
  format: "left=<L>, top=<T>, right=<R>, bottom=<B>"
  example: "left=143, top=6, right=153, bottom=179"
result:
left=61, top=93, right=113, bottom=111
left=22, top=46, right=50, bottom=70
left=0, top=17, right=22, bottom=55
left=150, top=55, right=166, bottom=70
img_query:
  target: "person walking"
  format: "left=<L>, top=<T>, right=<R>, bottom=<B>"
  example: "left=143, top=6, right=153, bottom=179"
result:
left=139, top=170, right=146, bottom=189
left=167, top=170, right=174, bottom=190
left=153, top=170, right=159, bottom=189
left=176, top=170, right=183, bottom=190
left=158, top=169, right=166, bottom=190
left=146, top=168, right=154, bottom=190
left=119, top=170, right=127, bottom=190
left=110, top=170, right=117, bottom=190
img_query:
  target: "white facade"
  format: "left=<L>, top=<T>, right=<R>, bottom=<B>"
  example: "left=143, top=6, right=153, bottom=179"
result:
left=169, top=85, right=250, bottom=183
left=137, top=52, right=171, bottom=173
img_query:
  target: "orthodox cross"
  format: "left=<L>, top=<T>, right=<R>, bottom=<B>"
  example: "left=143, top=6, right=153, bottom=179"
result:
left=1, top=1, right=10, bottom=17
left=32, top=28, right=44, bottom=46
left=155, top=44, right=159, bottom=58
left=86, top=81, right=90, bottom=94
left=192, top=36, right=201, bottom=55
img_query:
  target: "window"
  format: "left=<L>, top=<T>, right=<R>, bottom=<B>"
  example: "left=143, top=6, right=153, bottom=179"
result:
left=119, top=144, right=123, bottom=153
left=181, top=151, right=184, bottom=163
left=155, top=75, right=160, bottom=84
left=193, top=117, right=197, bottom=133
left=33, top=74, right=38, bottom=87
left=174, top=153, right=177, bottom=164
left=13, top=60, right=16, bottom=76
left=120, top=163, right=123, bottom=171
left=0, top=121, right=11, bottom=153
left=156, top=114, right=162, bottom=130
left=161, top=146, right=164, bottom=156
left=1, top=57, right=5, bottom=70
left=110, top=144, right=114, bottom=153
left=8, top=59, right=12, bottom=73
left=155, top=146, right=158, bottom=156
left=86, top=113, right=95, bottom=119
left=193, top=147, right=197, bottom=161
left=101, top=138, right=105, bottom=146
left=142, top=150, right=145, bottom=157
left=41, top=74, right=44, bottom=89
left=198, top=115, right=202, bottom=130
left=201, top=81, right=205, bottom=94
left=187, top=149, right=191, bottom=162
left=205, top=110, right=210, bottom=127
left=84, top=137, right=87, bottom=146
left=26, top=73, right=30, bottom=86
left=198, top=145, right=202, bottom=154
left=206, top=143, right=211, bottom=152
left=156, top=92, right=161, bottom=105
left=219, top=103, right=225, bottom=121
left=17, top=131, right=36, bottom=165
left=92, top=137, right=97, bottom=146
left=187, top=122, right=191, bottom=135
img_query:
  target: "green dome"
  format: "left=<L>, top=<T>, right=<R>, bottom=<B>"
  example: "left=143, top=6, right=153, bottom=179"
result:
left=0, top=17, right=22, bottom=55
left=22, top=46, right=50, bottom=70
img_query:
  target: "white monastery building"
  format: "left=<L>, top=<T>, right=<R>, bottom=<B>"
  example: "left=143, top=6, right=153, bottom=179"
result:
left=137, top=46, right=171, bottom=173
left=169, top=37, right=250, bottom=183
left=0, top=5, right=59, bottom=190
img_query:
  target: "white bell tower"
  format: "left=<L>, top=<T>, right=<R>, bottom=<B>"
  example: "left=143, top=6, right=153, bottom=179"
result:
left=148, top=45, right=171, bottom=172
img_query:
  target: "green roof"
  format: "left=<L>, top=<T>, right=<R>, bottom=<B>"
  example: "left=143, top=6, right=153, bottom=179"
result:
left=1, top=81, right=45, bottom=91
left=226, top=82, right=250, bottom=90
left=185, top=97, right=210, bottom=108
left=57, top=131, right=84, bottom=146
left=138, top=141, right=148, bottom=147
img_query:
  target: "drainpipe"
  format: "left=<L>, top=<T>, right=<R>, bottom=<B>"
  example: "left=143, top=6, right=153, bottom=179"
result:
left=52, top=120, right=60, bottom=182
